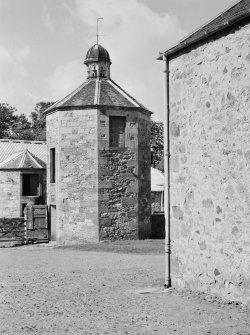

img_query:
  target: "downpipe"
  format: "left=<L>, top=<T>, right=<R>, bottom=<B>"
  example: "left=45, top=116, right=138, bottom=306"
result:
left=163, top=55, right=171, bottom=288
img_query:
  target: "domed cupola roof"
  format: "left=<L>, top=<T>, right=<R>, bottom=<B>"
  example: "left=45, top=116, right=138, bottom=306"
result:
left=84, top=44, right=111, bottom=64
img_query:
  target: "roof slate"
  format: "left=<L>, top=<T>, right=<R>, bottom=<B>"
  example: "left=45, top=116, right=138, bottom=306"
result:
left=61, top=80, right=95, bottom=107
left=158, top=0, right=250, bottom=59
left=99, top=80, right=137, bottom=107
left=45, top=78, right=150, bottom=113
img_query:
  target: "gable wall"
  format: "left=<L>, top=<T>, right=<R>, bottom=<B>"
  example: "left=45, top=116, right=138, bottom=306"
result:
left=168, top=20, right=250, bottom=304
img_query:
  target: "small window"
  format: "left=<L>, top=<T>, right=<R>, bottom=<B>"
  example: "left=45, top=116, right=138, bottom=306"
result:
left=109, top=116, right=126, bottom=148
left=50, top=148, right=55, bottom=183
left=22, top=174, right=39, bottom=196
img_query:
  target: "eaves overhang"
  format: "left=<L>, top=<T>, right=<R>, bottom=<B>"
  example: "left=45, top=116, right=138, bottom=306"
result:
left=45, top=104, right=152, bottom=116
left=157, top=1, right=250, bottom=60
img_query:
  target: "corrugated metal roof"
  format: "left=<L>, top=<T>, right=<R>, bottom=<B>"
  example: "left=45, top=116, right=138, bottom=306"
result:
left=158, top=0, right=250, bottom=59
left=0, top=149, right=46, bottom=169
left=45, top=78, right=151, bottom=113
left=0, top=139, right=47, bottom=165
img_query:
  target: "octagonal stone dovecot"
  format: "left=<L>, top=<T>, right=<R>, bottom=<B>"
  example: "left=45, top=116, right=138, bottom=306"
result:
left=45, top=44, right=152, bottom=244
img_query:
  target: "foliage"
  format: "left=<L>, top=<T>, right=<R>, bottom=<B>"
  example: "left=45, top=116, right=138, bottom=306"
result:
left=0, top=101, right=54, bottom=141
left=12, top=113, right=34, bottom=140
left=30, top=101, right=54, bottom=141
left=0, top=103, right=19, bottom=139
left=151, top=121, right=164, bottom=171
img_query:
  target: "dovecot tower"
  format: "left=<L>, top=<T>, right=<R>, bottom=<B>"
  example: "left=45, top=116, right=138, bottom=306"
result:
left=45, top=44, right=152, bottom=244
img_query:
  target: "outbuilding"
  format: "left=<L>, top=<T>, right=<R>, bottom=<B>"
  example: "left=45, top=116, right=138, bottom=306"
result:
left=158, top=0, right=250, bottom=304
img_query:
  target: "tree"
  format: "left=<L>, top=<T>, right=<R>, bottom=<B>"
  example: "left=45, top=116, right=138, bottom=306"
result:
left=30, top=101, right=55, bottom=141
left=13, top=114, right=34, bottom=140
left=0, top=103, right=18, bottom=139
left=151, top=121, right=164, bottom=171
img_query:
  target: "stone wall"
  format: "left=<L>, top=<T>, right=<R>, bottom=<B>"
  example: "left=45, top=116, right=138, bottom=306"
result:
left=0, top=171, right=20, bottom=217
left=98, top=109, right=151, bottom=240
left=46, top=112, right=59, bottom=239
left=168, top=19, right=250, bottom=304
left=46, top=109, right=99, bottom=244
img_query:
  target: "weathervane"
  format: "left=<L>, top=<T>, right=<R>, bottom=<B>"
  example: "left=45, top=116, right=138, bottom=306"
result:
left=97, top=17, right=103, bottom=44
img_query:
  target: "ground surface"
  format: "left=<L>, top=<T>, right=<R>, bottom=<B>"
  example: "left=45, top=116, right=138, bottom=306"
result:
left=0, top=240, right=250, bottom=335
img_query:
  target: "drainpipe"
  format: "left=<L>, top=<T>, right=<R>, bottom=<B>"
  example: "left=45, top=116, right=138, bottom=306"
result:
left=163, top=54, right=171, bottom=288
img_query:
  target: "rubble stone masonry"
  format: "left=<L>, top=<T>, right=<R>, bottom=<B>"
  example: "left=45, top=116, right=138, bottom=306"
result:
left=168, top=19, right=250, bottom=304
left=98, top=109, right=151, bottom=240
left=0, top=171, right=20, bottom=217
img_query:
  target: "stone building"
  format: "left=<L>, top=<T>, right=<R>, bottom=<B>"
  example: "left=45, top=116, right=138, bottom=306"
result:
left=0, top=139, right=47, bottom=217
left=151, top=167, right=164, bottom=213
left=45, top=44, right=152, bottom=244
left=158, top=0, right=250, bottom=304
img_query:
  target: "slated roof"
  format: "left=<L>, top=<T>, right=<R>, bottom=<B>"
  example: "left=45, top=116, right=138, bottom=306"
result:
left=60, top=80, right=95, bottom=107
left=158, top=0, right=250, bottom=59
left=99, top=80, right=141, bottom=107
left=45, top=78, right=151, bottom=113
left=0, top=139, right=47, bottom=165
left=0, top=149, right=46, bottom=170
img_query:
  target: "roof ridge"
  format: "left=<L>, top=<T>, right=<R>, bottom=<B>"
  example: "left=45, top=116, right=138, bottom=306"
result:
left=178, top=0, right=242, bottom=44
left=107, top=79, right=140, bottom=108
left=0, top=139, right=46, bottom=144
left=25, top=150, right=44, bottom=168
left=94, top=79, right=101, bottom=105
left=108, top=79, right=151, bottom=112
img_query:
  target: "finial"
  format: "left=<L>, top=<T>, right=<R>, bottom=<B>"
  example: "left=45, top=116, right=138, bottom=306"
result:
left=97, top=17, right=103, bottom=44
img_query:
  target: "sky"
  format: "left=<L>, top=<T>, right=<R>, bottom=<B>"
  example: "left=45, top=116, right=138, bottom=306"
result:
left=0, top=0, right=238, bottom=121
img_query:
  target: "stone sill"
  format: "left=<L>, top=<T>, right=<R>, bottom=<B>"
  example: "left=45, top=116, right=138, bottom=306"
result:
left=108, top=147, right=127, bottom=152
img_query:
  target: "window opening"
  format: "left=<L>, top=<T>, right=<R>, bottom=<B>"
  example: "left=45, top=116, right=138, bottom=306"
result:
left=50, top=148, right=55, bottom=183
left=109, top=116, right=126, bottom=147
left=22, top=174, right=39, bottom=196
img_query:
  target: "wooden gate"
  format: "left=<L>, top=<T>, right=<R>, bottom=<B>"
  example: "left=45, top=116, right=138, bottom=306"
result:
left=0, top=218, right=26, bottom=244
left=26, top=205, right=49, bottom=243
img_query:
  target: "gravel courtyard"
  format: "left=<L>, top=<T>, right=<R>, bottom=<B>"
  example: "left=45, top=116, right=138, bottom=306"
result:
left=0, top=241, right=250, bottom=335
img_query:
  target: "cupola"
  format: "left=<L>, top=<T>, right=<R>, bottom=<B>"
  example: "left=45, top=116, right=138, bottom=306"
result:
left=84, top=44, right=111, bottom=79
